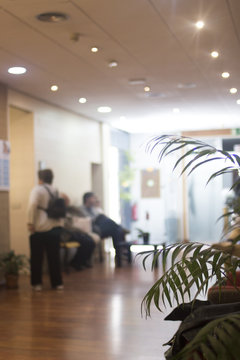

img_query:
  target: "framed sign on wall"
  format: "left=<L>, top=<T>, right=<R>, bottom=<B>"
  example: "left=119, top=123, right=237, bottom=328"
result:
left=0, top=140, right=10, bottom=191
left=141, top=168, right=160, bottom=198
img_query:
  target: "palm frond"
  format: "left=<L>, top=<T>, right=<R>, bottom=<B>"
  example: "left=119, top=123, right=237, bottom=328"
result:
left=172, top=313, right=240, bottom=360
left=147, top=135, right=240, bottom=186
left=138, top=243, right=240, bottom=316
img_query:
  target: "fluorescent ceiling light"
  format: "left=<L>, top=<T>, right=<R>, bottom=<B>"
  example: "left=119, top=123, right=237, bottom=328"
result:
left=108, top=61, right=118, bottom=68
left=8, top=66, right=26, bottom=74
left=221, top=72, right=230, bottom=79
left=91, top=47, right=98, bottom=53
left=230, top=88, right=237, bottom=94
left=236, top=99, right=240, bottom=105
left=79, top=97, right=87, bottom=103
left=97, top=106, right=112, bottom=113
left=51, top=85, right=58, bottom=91
left=195, top=21, right=204, bottom=29
left=211, top=51, right=219, bottom=58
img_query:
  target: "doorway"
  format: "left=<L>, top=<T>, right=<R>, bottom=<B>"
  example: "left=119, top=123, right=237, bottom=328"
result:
left=9, top=106, right=35, bottom=256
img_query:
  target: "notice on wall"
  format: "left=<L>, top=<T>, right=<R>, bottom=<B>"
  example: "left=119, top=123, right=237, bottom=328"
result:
left=0, top=140, right=10, bottom=191
left=141, top=169, right=160, bottom=198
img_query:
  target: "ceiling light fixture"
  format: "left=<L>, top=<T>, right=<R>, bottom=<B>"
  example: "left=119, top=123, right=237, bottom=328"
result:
left=97, top=106, right=112, bottom=113
left=79, top=97, right=87, bottom=104
left=91, top=47, right=99, bottom=53
left=178, top=82, right=196, bottom=89
left=221, top=72, right=230, bottom=79
left=51, top=85, right=58, bottom=91
left=108, top=61, right=118, bottom=68
left=236, top=99, right=240, bottom=105
left=195, top=21, right=204, bottom=29
left=36, top=12, right=68, bottom=22
left=211, top=51, right=219, bottom=58
left=230, top=88, right=237, bottom=94
left=144, top=86, right=151, bottom=92
left=8, top=66, right=27, bottom=75
left=128, top=79, right=146, bottom=85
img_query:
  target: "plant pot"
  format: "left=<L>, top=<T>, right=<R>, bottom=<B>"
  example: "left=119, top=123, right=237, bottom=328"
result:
left=143, top=233, right=150, bottom=245
left=5, top=274, right=19, bottom=289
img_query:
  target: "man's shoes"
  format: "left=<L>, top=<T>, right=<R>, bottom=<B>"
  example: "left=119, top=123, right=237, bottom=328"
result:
left=54, top=285, right=64, bottom=291
left=70, top=261, right=84, bottom=271
left=32, top=284, right=42, bottom=292
left=84, top=261, right=93, bottom=268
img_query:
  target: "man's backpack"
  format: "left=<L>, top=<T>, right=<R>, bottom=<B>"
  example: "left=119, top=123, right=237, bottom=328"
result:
left=39, top=185, right=66, bottom=219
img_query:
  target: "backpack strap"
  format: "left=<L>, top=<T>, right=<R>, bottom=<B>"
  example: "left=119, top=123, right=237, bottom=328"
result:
left=43, top=185, right=58, bottom=199
left=37, top=185, right=57, bottom=212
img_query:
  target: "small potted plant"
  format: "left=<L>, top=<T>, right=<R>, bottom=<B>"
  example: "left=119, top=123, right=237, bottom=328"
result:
left=0, top=250, right=29, bottom=289
left=136, top=228, right=150, bottom=244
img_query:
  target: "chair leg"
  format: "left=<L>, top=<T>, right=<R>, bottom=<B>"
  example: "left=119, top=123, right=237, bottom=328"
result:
left=99, top=241, right=104, bottom=262
left=127, top=245, right=132, bottom=264
left=64, top=246, right=69, bottom=274
left=115, top=246, right=122, bottom=267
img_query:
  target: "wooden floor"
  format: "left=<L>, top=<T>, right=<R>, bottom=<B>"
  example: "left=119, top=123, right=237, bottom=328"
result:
left=0, top=256, right=179, bottom=360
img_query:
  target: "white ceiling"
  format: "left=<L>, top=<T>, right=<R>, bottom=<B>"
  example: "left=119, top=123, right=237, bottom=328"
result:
left=1, top=0, right=240, bottom=133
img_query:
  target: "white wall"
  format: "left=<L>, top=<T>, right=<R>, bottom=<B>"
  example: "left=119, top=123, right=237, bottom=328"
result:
left=130, top=134, right=184, bottom=244
left=8, top=90, right=104, bottom=206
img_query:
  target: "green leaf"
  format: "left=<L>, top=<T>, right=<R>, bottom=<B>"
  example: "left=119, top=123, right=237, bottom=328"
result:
left=188, top=157, right=226, bottom=176
left=206, top=166, right=235, bottom=185
left=173, top=314, right=240, bottom=360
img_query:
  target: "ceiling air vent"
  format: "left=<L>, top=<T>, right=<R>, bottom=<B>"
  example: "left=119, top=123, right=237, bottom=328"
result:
left=128, top=79, right=146, bottom=85
left=36, top=12, right=68, bottom=23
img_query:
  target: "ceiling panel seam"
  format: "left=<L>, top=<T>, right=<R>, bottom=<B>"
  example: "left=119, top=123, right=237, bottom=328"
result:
left=148, top=0, right=229, bottom=104
left=69, top=0, right=148, bottom=70
left=0, top=44, right=64, bottom=79
left=1, top=7, right=109, bottom=75
left=225, top=0, right=240, bottom=47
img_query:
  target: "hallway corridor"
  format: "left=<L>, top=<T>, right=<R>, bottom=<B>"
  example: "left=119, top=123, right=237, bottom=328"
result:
left=0, top=259, right=178, bottom=360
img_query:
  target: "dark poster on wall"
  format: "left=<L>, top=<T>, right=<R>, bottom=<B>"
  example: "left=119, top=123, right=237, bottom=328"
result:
left=141, top=169, right=160, bottom=198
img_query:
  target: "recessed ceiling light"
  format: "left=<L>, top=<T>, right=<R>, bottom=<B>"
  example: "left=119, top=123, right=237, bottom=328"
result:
left=211, top=51, right=219, bottom=58
left=91, top=47, right=99, bottom=53
left=51, top=85, right=58, bottom=91
left=36, top=12, right=68, bottom=22
left=97, top=106, right=112, bottom=113
left=221, top=72, right=230, bottom=79
left=195, top=21, right=204, bottom=29
left=173, top=108, right=180, bottom=113
left=236, top=99, right=240, bottom=105
left=144, top=86, right=151, bottom=92
left=230, top=88, right=237, bottom=94
left=108, top=61, right=118, bottom=68
left=79, top=97, right=87, bottom=104
left=8, top=66, right=27, bottom=75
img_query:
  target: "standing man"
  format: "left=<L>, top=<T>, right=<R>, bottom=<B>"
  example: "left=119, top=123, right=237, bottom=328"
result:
left=27, top=169, right=64, bottom=291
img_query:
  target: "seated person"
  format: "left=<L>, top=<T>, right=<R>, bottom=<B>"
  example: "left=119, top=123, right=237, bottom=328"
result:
left=79, top=192, right=129, bottom=265
left=61, top=194, right=98, bottom=270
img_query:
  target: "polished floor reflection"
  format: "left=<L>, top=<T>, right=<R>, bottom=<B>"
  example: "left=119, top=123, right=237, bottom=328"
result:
left=0, top=256, right=179, bottom=360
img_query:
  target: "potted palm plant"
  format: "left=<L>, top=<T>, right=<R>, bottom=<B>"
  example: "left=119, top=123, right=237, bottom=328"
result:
left=140, top=135, right=240, bottom=360
left=0, top=250, right=29, bottom=289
